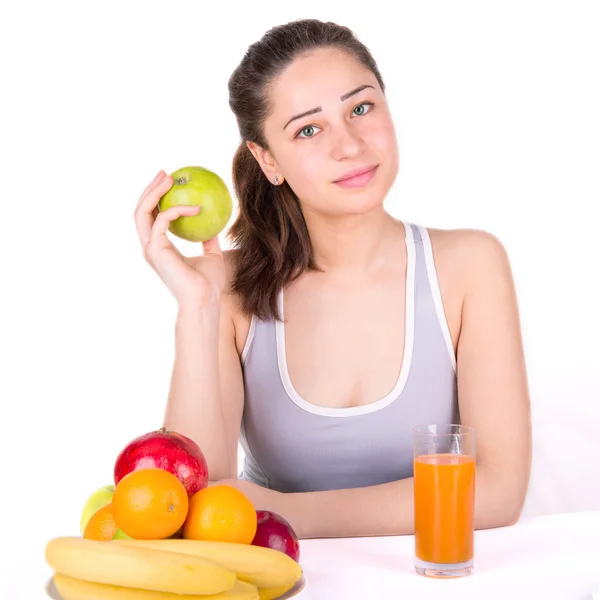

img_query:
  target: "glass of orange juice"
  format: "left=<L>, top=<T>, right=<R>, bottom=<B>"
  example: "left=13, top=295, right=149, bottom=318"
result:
left=413, top=424, right=476, bottom=578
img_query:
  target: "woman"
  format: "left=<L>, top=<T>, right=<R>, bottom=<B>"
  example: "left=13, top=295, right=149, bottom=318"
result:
left=134, top=19, right=531, bottom=539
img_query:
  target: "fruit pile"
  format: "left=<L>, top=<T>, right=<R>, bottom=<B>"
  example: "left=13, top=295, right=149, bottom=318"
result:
left=45, top=428, right=302, bottom=600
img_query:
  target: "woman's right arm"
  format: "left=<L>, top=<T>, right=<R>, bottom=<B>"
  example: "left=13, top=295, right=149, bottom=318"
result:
left=134, top=170, right=245, bottom=481
left=163, top=270, right=245, bottom=482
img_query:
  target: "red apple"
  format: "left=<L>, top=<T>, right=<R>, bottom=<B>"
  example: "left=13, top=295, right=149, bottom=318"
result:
left=114, top=427, right=208, bottom=496
left=251, top=510, right=300, bottom=562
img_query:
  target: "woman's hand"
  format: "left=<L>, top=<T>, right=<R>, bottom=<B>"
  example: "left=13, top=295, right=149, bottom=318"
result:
left=134, top=170, right=226, bottom=308
left=210, top=478, right=284, bottom=515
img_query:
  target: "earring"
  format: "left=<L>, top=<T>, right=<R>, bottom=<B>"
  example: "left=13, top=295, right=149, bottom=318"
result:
left=273, top=176, right=279, bottom=185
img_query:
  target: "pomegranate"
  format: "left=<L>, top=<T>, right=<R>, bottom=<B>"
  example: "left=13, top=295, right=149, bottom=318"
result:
left=114, top=427, right=208, bottom=496
left=251, top=510, right=300, bottom=562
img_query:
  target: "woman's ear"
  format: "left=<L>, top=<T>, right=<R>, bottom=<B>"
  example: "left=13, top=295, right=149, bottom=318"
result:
left=246, top=141, right=282, bottom=184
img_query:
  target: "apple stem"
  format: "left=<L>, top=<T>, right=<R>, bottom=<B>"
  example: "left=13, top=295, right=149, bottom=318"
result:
left=159, top=427, right=167, bottom=433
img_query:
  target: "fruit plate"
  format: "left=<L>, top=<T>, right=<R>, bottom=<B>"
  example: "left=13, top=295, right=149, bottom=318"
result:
left=45, top=574, right=307, bottom=599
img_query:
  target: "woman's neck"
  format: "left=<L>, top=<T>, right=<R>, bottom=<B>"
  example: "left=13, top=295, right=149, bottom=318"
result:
left=302, top=205, right=403, bottom=275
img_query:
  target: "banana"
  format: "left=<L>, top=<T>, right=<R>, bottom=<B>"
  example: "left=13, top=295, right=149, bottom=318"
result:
left=45, top=536, right=236, bottom=595
left=112, top=539, right=302, bottom=589
left=53, top=573, right=259, bottom=599
left=257, top=581, right=296, bottom=600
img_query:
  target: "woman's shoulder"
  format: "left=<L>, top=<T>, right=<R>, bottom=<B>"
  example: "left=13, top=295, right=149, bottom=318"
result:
left=221, top=249, right=254, bottom=358
left=422, top=223, right=505, bottom=252
left=222, top=248, right=239, bottom=282
left=220, top=248, right=244, bottom=311
left=423, top=224, right=513, bottom=288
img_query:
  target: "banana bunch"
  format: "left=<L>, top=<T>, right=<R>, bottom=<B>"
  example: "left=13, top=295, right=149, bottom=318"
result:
left=45, top=536, right=303, bottom=600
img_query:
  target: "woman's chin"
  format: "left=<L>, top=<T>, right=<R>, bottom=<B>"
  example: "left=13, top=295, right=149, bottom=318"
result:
left=334, top=191, right=387, bottom=217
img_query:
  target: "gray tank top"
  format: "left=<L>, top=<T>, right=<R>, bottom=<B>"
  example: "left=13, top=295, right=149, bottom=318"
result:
left=238, top=222, right=459, bottom=493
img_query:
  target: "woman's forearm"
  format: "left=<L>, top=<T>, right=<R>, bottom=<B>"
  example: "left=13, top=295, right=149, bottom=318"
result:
left=284, top=478, right=414, bottom=540
left=282, top=466, right=522, bottom=540
left=163, top=303, right=231, bottom=480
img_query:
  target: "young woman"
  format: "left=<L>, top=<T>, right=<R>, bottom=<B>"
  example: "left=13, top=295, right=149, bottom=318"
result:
left=134, top=19, right=531, bottom=539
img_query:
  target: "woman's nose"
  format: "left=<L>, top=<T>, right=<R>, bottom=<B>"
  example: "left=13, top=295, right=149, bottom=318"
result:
left=330, top=125, right=366, bottom=160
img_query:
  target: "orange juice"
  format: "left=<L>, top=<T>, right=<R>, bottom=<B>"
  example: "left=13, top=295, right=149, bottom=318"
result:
left=414, top=453, right=475, bottom=565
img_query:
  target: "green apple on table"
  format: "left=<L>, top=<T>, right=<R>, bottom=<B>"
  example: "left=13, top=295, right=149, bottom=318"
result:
left=158, top=166, right=233, bottom=243
left=80, top=484, right=131, bottom=539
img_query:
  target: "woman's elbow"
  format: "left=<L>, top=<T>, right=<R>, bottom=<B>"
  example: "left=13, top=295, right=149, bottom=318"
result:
left=478, top=471, right=529, bottom=529
left=476, top=503, right=523, bottom=530
left=500, top=503, right=524, bottom=527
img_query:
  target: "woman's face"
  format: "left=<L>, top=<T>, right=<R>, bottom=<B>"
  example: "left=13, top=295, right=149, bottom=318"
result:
left=250, top=47, right=400, bottom=218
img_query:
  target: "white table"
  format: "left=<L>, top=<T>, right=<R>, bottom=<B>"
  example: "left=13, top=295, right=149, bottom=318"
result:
left=10, top=510, right=600, bottom=599
left=296, top=510, right=600, bottom=600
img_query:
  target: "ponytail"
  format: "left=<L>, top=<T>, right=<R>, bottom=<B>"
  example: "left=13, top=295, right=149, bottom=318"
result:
left=227, top=142, right=319, bottom=321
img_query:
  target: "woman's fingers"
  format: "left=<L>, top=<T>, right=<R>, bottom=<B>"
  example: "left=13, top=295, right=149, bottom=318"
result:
left=136, top=170, right=165, bottom=210
left=134, top=175, right=175, bottom=248
left=144, top=204, right=201, bottom=260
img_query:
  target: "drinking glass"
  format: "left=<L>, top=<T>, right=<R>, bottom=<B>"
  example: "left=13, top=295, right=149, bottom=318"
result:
left=413, top=424, right=476, bottom=578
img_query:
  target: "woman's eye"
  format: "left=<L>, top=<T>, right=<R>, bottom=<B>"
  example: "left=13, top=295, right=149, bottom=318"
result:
left=296, top=125, right=320, bottom=139
left=353, top=102, right=374, bottom=116
left=295, top=102, right=374, bottom=139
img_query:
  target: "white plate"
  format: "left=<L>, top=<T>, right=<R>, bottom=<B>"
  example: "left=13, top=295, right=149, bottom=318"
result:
left=45, top=574, right=307, bottom=599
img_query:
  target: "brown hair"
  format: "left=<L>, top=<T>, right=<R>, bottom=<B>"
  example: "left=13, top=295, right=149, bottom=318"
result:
left=227, top=19, right=386, bottom=321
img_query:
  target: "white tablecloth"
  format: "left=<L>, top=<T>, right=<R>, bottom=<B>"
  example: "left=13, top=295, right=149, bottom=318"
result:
left=296, top=511, right=600, bottom=600
left=8, top=510, right=600, bottom=600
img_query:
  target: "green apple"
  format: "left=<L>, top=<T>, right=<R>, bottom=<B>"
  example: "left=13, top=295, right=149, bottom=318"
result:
left=80, top=484, right=132, bottom=539
left=158, top=166, right=233, bottom=243
left=80, top=485, right=115, bottom=534
left=112, top=528, right=132, bottom=540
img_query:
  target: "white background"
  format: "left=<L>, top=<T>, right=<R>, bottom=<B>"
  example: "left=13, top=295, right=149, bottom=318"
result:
left=1, top=1, right=599, bottom=599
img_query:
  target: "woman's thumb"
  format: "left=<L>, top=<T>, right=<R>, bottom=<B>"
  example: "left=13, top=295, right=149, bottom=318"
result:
left=202, top=235, right=222, bottom=256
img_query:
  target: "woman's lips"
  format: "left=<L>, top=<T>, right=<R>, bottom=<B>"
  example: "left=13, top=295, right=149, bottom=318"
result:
left=333, top=165, right=379, bottom=188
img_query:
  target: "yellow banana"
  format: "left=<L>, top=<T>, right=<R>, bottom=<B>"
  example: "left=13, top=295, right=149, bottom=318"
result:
left=45, top=536, right=236, bottom=595
left=257, top=581, right=296, bottom=600
left=112, top=539, right=302, bottom=589
left=53, top=573, right=259, bottom=599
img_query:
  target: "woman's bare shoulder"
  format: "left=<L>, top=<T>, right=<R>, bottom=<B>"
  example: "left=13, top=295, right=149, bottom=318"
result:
left=426, top=225, right=504, bottom=250
left=221, top=249, right=253, bottom=358
left=222, top=248, right=239, bottom=289
left=425, top=225, right=512, bottom=285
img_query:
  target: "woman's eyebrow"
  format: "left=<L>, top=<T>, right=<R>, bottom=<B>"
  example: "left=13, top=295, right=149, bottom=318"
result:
left=283, top=84, right=375, bottom=130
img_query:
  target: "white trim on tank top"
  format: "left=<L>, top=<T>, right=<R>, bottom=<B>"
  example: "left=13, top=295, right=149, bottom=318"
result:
left=273, top=221, right=416, bottom=417
left=241, top=313, right=257, bottom=364
left=418, top=225, right=457, bottom=373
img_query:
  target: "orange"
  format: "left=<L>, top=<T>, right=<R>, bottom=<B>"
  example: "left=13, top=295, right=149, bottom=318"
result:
left=183, top=484, right=257, bottom=544
left=112, top=468, right=189, bottom=539
left=83, top=504, right=118, bottom=541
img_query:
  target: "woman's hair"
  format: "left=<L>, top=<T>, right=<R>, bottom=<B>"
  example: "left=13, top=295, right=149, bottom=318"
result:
left=227, top=18, right=386, bottom=321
